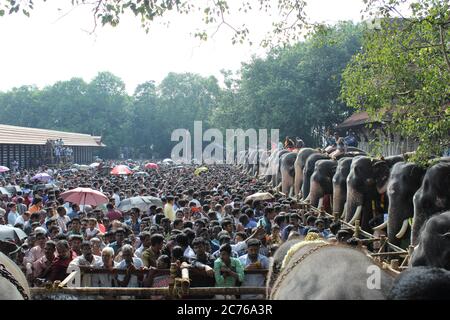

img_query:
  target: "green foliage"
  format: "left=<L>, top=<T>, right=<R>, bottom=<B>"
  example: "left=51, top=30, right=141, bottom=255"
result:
left=341, top=0, right=450, bottom=164
left=212, top=22, right=363, bottom=146
left=0, top=23, right=361, bottom=159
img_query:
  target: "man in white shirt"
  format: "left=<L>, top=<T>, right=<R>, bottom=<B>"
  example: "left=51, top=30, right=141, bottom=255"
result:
left=56, top=206, right=71, bottom=233
left=68, top=241, right=102, bottom=287
left=113, top=187, right=121, bottom=207
left=7, top=203, right=20, bottom=226
left=116, top=244, right=144, bottom=288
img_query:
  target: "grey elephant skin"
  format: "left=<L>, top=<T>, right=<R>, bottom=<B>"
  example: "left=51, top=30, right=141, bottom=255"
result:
left=411, top=162, right=450, bottom=246
left=270, top=243, right=394, bottom=300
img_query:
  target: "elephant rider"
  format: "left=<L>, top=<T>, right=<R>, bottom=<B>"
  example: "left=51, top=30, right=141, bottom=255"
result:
left=284, top=136, right=303, bottom=153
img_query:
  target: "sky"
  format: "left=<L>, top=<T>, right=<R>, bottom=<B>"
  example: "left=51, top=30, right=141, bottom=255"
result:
left=0, top=0, right=366, bottom=94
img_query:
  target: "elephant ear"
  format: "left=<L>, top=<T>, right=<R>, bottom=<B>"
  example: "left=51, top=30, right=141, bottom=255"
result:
left=372, top=160, right=390, bottom=186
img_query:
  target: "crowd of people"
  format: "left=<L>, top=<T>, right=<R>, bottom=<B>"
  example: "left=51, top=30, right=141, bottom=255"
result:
left=0, top=160, right=348, bottom=299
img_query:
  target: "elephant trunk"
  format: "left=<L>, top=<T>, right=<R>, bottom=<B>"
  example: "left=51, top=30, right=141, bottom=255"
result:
left=294, top=165, right=303, bottom=196
left=332, top=184, right=346, bottom=216
left=308, top=179, right=324, bottom=208
left=345, top=185, right=364, bottom=223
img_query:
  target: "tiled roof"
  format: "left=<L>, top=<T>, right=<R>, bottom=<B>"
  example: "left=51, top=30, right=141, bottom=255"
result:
left=0, top=124, right=104, bottom=147
left=338, top=111, right=371, bottom=128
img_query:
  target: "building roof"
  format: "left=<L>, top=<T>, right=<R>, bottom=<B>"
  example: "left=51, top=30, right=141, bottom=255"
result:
left=0, top=124, right=105, bottom=147
left=338, top=111, right=371, bottom=129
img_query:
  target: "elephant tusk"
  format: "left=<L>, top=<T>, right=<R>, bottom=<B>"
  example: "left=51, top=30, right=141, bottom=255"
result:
left=341, top=202, right=347, bottom=219
left=349, top=205, right=362, bottom=225
left=318, top=197, right=323, bottom=209
left=373, top=219, right=388, bottom=231
left=396, top=219, right=410, bottom=239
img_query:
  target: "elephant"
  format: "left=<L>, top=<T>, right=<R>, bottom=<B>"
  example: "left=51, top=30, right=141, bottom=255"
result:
left=269, top=242, right=395, bottom=299
left=345, top=155, right=405, bottom=232
left=280, top=152, right=298, bottom=195
left=293, top=148, right=319, bottom=197
left=0, top=251, right=31, bottom=300
left=410, top=210, right=450, bottom=270
left=373, top=162, right=426, bottom=247
left=301, top=153, right=330, bottom=200
left=265, top=149, right=290, bottom=188
left=411, top=162, right=450, bottom=246
left=307, top=159, right=338, bottom=208
left=266, top=238, right=302, bottom=297
left=332, top=157, right=354, bottom=218
left=388, top=266, right=450, bottom=299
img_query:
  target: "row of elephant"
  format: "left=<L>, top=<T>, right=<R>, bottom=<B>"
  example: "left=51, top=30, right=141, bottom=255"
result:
left=267, top=210, right=450, bottom=299
left=239, top=148, right=450, bottom=247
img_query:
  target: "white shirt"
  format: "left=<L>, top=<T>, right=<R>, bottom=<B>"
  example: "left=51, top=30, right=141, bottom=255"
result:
left=57, top=215, right=71, bottom=233
left=14, top=215, right=26, bottom=226
left=8, top=211, right=20, bottom=226
left=91, top=261, right=118, bottom=287
left=68, top=254, right=103, bottom=287
left=117, top=257, right=143, bottom=287
left=183, top=246, right=196, bottom=259
left=113, top=193, right=121, bottom=206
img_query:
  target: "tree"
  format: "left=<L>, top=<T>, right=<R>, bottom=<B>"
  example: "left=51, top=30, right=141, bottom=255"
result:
left=211, top=22, right=363, bottom=147
left=341, top=0, right=450, bottom=163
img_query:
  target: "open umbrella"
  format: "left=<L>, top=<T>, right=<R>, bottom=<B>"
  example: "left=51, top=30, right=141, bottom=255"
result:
left=60, top=187, right=108, bottom=207
left=145, top=162, right=159, bottom=170
left=89, top=162, right=100, bottom=168
left=245, top=192, right=275, bottom=203
left=194, top=166, right=208, bottom=176
left=0, top=225, right=27, bottom=242
left=134, top=171, right=149, bottom=177
left=118, top=196, right=163, bottom=212
left=162, top=158, right=174, bottom=165
left=0, top=166, right=10, bottom=173
left=110, top=165, right=132, bottom=175
left=31, top=173, right=52, bottom=182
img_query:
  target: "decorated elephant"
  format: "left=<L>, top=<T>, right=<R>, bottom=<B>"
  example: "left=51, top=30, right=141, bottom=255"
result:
left=269, top=242, right=395, bottom=299
left=293, top=148, right=319, bottom=197
left=0, top=252, right=30, bottom=300
left=266, top=238, right=302, bottom=297
left=345, top=155, right=404, bottom=232
left=373, top=162, right=426, bottom=247
left=410, top=210, right=450, bottom=270
left=332, top=157, right=354, bottom=218
left=411, top=162, right=450, bottom=246
left=301, top=153, right=330, bottom=201
left=306, top=159, right=338, bottom=208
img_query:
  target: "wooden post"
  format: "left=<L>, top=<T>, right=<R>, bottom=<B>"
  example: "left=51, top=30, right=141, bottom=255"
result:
left=390, top=259, right=399, bottom=270
left=353, top=220, right=360, bottom=238
left=333, top=212, right=339, bottom=223
left=168, top=262, right=177, bottom=298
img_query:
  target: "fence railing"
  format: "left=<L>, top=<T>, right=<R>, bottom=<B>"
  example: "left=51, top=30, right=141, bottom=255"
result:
left=30, top=266, right=269, bottom=299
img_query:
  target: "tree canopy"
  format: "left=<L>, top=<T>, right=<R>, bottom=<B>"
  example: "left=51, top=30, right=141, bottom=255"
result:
left=341, top=0, right=450, bottom=163
left=0, top=22, right=363, bottom=159
left=1, top=0, right=449, bottom=161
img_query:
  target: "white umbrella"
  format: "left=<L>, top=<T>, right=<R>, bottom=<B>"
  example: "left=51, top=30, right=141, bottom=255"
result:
left=245, top=192, right=275, bottom=203
left=0, top=166, right=10, bottom=173
left=0, top=225, right=27, bottom=242
left=118, top=196, right=163, bottom=212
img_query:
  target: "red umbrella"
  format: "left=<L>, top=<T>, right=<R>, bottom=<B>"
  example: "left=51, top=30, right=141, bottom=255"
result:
left=110, top=165, right=132, bottom=175
left=145, top=163, right=159, bottom=170
left=60, top=187, right=108, bottom=206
